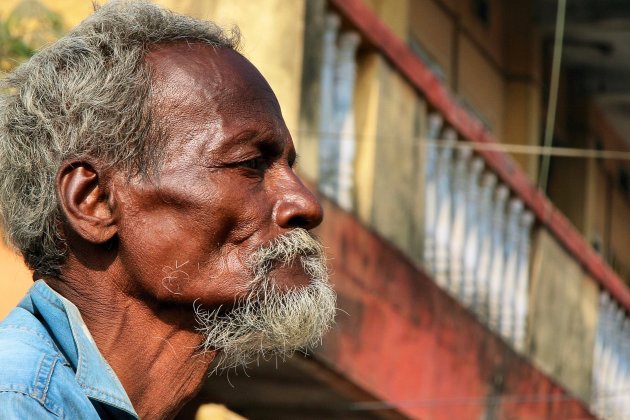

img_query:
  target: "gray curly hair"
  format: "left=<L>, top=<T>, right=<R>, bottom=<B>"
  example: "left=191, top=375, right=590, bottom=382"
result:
left=0, top=1, right=239, bottom=276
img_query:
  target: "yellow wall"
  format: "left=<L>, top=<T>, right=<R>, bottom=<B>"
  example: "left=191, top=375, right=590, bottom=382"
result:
left=364, top=58, right=426, bottom=262
left=408, top=0, right=454, bottom=85
left=527, top=229, right=599, bottom=401
left=457, top=34, right=505, bottom=134
left=362, top=0, right=409, bottom=40
left=354, top=53, right=382, bottom=225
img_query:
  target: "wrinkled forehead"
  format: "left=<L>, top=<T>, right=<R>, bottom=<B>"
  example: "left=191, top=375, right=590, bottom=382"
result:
left=145, top=43, right=283, bottom=130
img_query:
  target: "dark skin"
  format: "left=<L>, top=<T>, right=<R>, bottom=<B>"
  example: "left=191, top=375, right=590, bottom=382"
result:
left=46, top=44, right=323, bottom=419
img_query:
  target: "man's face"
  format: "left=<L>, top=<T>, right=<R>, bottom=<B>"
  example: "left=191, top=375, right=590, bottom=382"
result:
left=112, top=44, right=326, bottom=309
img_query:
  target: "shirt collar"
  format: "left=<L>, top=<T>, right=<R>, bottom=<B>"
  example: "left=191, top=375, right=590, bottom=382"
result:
left=21, top=280, right=138, bottom=418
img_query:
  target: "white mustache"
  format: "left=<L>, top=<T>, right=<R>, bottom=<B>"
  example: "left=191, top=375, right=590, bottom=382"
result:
left=248, top=228, right=326, bottom=280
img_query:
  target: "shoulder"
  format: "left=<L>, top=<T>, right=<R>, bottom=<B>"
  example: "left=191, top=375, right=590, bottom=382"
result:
left=0, top=308, right=98, bottom=419
left=0, top=308, right=66, bottom=417
left=0, top=391, right=61, bottom=418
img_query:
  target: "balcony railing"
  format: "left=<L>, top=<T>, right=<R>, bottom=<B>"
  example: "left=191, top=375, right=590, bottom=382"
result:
left=422, top=115, right=535, bottom=352
left=315, top=0, right=630, bottom=417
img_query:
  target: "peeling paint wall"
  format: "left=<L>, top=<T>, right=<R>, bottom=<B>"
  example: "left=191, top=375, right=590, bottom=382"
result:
left=316, top=193, right=593, bottom=419
left=527, top=229, right=599, bottom=401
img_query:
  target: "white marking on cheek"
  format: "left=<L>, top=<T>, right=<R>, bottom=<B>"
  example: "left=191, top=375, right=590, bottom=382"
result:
left=161, top=261, right=191, bottom=295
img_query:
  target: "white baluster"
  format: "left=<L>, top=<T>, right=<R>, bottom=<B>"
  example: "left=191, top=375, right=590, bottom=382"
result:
left=318, top=14, right=340, bottom=198
left=335, top=31, right=361, bottom=211
left=613, top=316, right=629, bottom=417
left=433, top=128, right=456, bottom=288
left=605, top=299, right=620, bottom=418
left=422, top=113, right=443, bottom=274
left=426, top=113, right=444, bottom=140
left=499, top=198, right=523, bottom=342
left=487, top=185, right=509, bottom=331
left=600, top=299, right=617, bottom=417
left=513, top=210, right=534, bottom=352
left=474, top=173, right=498, bottom=320
left=461, top=157, right=484, bottom=307
left=449, top=145, right=472, bottom=297
left=620, top=319, right=630, bottom=416
left=592, top=292, right=608, bottom=416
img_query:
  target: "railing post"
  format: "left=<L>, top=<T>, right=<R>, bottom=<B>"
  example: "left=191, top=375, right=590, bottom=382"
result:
left=434, top=128, right=456, bottom=288
left=593, top=292, right=609, bottom=417
left=499, top=198, right=524, bottom=342
left=461, top=157, right=484, bottom=307
left=318, top=13, right=340, bottom=198
left=449, top=145, right=472, bottom=297
left=488, top=185, right=509, bottom=331
left=513, top=210, right=534, bottom=351
left=335, top=31, right=361, bottom=211
left=422, top=113, right=444, bottom=275
left=474, top=172, right=498, bottom=319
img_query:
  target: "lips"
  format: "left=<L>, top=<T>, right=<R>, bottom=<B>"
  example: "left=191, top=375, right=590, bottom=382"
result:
left=266, top=257, right=312, bottom=289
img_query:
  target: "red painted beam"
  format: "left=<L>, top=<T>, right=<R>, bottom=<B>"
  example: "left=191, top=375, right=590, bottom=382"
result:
left=329, top=0, right=630, bottom=310
left=315, top=196, right=593, bottom=420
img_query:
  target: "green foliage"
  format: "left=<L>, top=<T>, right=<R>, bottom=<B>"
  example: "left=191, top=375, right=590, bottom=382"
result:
left=0, top=0, right=65, bottom=71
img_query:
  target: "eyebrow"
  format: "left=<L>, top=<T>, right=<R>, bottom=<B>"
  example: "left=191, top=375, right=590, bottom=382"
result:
left=227, top=127, right=286, bottom=152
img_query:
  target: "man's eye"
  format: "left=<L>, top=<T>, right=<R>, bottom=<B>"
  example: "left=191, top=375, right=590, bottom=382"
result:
left=239, top=157, right=268, bottom=172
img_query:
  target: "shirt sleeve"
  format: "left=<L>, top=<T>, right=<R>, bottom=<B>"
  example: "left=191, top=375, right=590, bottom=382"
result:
left=0, top=391, right=61, bottom=418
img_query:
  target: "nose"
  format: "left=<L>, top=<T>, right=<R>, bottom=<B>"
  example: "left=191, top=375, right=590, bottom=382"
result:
left=274, top=174, right=323, bottom=230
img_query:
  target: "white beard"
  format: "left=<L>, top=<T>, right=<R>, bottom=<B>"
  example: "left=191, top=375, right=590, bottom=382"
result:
left=194, top=228, right=336, bottom=373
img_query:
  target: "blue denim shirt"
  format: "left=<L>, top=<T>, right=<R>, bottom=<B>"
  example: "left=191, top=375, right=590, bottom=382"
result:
left=0, top=280, right=138, bottom=419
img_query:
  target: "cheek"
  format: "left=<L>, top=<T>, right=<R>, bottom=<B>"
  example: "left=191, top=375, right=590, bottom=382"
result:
left=114, top=172, right=274, bottom=303
left=208, top=181, right=273, bottom=244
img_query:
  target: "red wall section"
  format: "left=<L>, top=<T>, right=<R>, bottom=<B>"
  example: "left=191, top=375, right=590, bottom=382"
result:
left=315, top=197, right=593, bottom=420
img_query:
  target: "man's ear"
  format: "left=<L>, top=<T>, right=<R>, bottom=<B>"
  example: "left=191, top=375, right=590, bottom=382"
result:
left=57, top=161, right=117, bottom=244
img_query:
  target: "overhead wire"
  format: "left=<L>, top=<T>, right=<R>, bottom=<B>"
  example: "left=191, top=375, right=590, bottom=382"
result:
left=539, top=0, right=566, bottom=191
left=293, top=129, right=630, bottom=161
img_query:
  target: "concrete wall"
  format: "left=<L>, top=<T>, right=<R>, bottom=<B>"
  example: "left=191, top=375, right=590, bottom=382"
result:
left=408, top=0, right=455, bottom=85
left=362, top=58, right=426, bottom=264
left=527, top=229, right=599, bottom=401
left=457, top=34, right=504, bottom=134
left=501, top=0, right=542, bottom=180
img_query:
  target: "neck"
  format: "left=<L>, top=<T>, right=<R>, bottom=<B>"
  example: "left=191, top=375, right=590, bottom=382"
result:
left=45, top=271, right=215, bottom=419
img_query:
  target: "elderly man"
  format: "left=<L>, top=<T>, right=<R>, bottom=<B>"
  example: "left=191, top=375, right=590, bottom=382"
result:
left=0, top=1, right=336, bottom=418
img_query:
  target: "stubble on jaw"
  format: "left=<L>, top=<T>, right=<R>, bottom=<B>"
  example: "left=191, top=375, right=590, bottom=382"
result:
left=193, top=228, right=336, bottom=373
